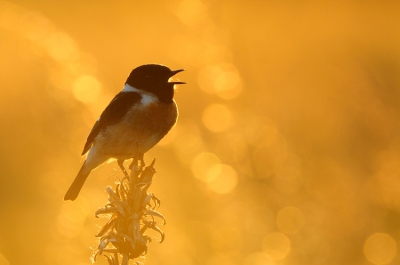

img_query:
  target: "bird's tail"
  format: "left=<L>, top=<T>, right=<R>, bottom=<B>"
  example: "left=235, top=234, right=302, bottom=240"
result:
left=64, top=162, right=92, bottom=201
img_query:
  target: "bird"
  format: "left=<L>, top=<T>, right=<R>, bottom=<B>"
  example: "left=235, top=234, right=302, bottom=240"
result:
left=64, top=64, right=185, bottom=201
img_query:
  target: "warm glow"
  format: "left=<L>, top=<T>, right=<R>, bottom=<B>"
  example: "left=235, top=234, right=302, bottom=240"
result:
left=56, top=200, right=90, bottom=238
left=157, top=126, right=178, bottom=146
left=20, top=12, right=51, bottom=42
left=244, top=252, right=274, bottom=265
left=43, top=32, right=78, bottom=63
left=276, top=206, right=305, bottom=234
left=212, top=226, right=242, bottom=251
left=202, top=104, right=233, bottom=132
left=274, top=153, right=302, bottom=194
left=173, top=122, right=204, bottom=164
left=0, top=253, right=10, bottom=265
left=1, top=0, right=400, bottom=264
left=364, top=233, right=397, bottom=265
left=191, top=152, right=221, bottom=182
left=375, top=150, right=400, bottom=192
left=175, top=0, right=207, bottom=27
left=206, top=164, right=238, bottom=194
left=72, top=75, right=102, bottom=104
left=198, top=63, right=242, bottom=99
left=252, top=132, right=287, bottom=179
left=262, top=232, right=291, bottom=260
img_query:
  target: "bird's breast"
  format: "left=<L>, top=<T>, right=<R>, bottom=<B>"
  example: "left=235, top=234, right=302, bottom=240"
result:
left=95, top=100, right=178, bottom=158
left=124, top=100, right=178, bottom=133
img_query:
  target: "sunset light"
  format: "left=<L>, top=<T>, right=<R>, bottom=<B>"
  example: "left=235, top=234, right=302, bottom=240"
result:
left=1, top=0, right=400, bottom=264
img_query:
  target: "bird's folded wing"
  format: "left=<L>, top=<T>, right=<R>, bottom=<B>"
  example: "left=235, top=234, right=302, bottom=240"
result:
left=81, top=91, right=142, bottom=155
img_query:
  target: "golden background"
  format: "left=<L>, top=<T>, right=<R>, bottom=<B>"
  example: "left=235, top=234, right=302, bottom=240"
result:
left=1, top=0, right=400, bottom=264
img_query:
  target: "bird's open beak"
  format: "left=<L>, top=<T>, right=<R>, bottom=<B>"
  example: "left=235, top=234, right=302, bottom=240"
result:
left=169, top=69, right=186, bottom=84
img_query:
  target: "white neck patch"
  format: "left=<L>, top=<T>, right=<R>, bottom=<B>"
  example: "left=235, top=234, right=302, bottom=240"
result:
left=122, top=84, right=157, bottom=106
left=122, top=83, right=141, bottom=92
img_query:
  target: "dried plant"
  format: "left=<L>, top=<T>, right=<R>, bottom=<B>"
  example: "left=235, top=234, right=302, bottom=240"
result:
left=93, top=157, right=166, bottom=265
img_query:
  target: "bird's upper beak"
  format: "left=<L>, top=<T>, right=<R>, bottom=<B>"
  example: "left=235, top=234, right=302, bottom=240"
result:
left=169, top=69, right=186, bottom=84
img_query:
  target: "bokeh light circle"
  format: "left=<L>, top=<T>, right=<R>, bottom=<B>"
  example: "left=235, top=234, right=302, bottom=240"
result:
left=72, top=75, right=102, bottom=104
left=57, top=200, right=90, bottom=238
left=364, top=233, right=397, bottom=264
left=262, top=232, right=291, bottom=260
left=212, top=226, right=242, bottom=251
left=191, top=152, right=221, bottom=182
left=175, top=0, right=207, bottom=27
left=206, top=164, right=238, bottom=194
left=276, top=206, right=305, bottom=234
left=198, top=63, right=242, bottom=100
left=244, top=252, right=274, bottom=265
left=202, top=104, right=232, bottom=132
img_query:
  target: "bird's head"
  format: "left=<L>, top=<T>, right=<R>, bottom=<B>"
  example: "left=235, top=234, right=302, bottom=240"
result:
left=126, top=64, right=185, bottom=103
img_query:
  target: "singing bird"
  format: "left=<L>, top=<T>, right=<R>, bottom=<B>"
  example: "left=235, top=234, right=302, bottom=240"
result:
left=64, top=64, right=185, bottom=201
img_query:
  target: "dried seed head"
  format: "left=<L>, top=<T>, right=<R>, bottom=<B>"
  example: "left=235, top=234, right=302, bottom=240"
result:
left=93, top=158, right=166, bottom=264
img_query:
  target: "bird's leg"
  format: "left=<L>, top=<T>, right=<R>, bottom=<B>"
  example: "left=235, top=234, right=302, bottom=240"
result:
left=129, top=142, right=145, bottom=169
left=129, top=152, right=145, bottom=169
left=117, top=159, right=130, bottom=179
left=139, top=152, right=145, bottom=167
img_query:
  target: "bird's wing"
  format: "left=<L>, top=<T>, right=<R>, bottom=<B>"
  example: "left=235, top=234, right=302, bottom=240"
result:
left=81, top=91, right=142, bottom=155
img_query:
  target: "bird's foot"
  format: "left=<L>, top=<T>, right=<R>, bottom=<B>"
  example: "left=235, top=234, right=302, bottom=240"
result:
left=117, top=159, right=130, bottom=179
left=129, top=152, right=145, bottom=169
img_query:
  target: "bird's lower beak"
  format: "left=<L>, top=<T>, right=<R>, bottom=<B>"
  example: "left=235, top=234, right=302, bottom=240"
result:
left=169, top=69, right=186, bottom=84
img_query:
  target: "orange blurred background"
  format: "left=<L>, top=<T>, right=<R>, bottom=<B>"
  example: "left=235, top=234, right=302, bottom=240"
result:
left=1, top=1, right=400, bottom=264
